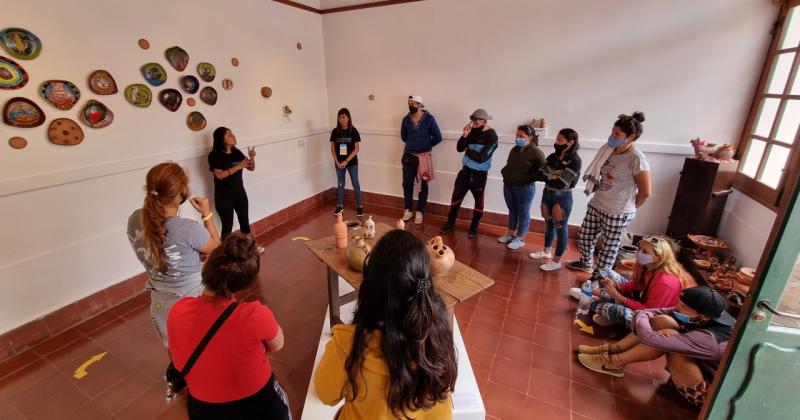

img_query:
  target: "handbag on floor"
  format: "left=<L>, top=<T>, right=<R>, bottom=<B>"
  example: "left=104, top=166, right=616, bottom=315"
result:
left=166, top=301, right=239, bottom=402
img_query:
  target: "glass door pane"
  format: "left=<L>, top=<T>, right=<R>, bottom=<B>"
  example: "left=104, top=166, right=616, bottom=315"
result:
left=741, top=139, right=767, bottom=178
left=775, top=100, right=800, bottom=144
left=780, top=7, right=800, bottom=49
left=767, top=53, right=795, bottom=94
left=753, top=98, right=781, bottom=138
left=759, top=144, right=791, bottom=188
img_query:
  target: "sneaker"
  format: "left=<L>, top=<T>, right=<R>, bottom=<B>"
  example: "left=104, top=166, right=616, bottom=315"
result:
left=356, top=207, right=365, bottom=217
left=333, top=206, right=343, bottom=215
left=565, top=260, right=593, bottom=273
left=467, top=225, right=478, bottom=238
left=256, top=245, right=266, bottom=255
left=577, top=352, right=624, bottom=377
left=578, top=343, right=611, bottom=354
left=569, top=287, right=582, bottom=300
left=506, top=238, right=525, bottom=250
left=540, top=261, right=562, bottom=271
left=439, top=222, right=455, bottom=234
left=402, top=209, right=414, bottom=221
left=528, top=250, right=552, bottom=259
left=497, top=234, right=514, bottom=244
left=592, top=314, right=615, bottom=327
left=414, top=212, right=423, bottom=224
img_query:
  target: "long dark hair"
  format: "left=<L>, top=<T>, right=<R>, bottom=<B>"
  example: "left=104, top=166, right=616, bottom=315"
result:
left=558, top=128, right=580, bottom=154
left=202, top=232, right=260, bottom=297
left=208, top=126, right=235, bottom=170
left=344, top=230, right=457, bottom=418
left=614, top=111, right=646, bottom=141
left=336, top=108, right=353, bottom=131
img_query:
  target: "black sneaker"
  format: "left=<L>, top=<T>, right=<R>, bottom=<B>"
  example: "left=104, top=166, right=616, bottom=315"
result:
left=565, top=260, right=593, bottom=273
left=439, top=222, right=455, bottom=234
left=333, top=206, right=343, bottom=215
left=467, top=225, right=478, bottom=238
left=356, top=207, right=365, bottom=217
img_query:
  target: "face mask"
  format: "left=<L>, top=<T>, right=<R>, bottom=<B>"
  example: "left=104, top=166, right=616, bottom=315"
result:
left=554, top=144, right=569, bottom=154
left=636, top=251, right=655, bottom=265
left=607, top=135, right=627, bottom=148
left=673, top=311, right=698, bottom=325
left=515, top=138, right=527, bottom=147
left=409, top=106, right=419, bottom=114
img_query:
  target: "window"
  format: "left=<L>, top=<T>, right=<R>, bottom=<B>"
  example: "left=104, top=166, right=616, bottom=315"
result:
left=736, top=1, right=800, bottom=209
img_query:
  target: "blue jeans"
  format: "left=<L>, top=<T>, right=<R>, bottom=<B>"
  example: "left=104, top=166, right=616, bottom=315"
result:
left=541, top=188, right=574, bottom=257
left=503, top=183, right=536, bottom=239
left=336, top=164, right=361, bottom=207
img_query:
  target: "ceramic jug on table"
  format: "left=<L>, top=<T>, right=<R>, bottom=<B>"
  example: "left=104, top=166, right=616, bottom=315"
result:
left=427, top=235, right=455, bottom=277
left=364, top=216, right=376, bottom=239
left=334, top=213, right=347, bottom=249
left=345, top=235, right=372, bottom=272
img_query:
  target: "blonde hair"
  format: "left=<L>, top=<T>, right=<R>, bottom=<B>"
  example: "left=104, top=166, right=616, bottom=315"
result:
left=141, top=162, right=188, bottom=272
left=642, top=235, right=692, bottom=289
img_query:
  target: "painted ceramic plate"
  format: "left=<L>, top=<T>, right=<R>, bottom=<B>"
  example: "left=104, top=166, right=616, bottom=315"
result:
left=9, top=136, right=27, bottom=149
left=48, top=118, right=84, bottom=146
left=186, top=97, right=196, bottom=107
left=0, top=55, right=28, bottom=90
left=165, top=46, right=189, bottom=71
left=3, top=97, right=45, bottom=127
left=88, top=70, right=118, bottom=95
left=180, top=75, right=199, bottom=94
left=186, top=111, right=206, bottom=131
left=197, top=62, right=215, bottom=82
left=199, top=86, right=217, bottom=105
left=79, top=99, right=114, bottom=128
left=124, top=83, right=152, bottom=107
left=141, top=62, right=167, bottom=86
left=159, top=88, right=182, bottom=112
left=40, top=80, right=81, bottom=110
left=260, top=86, right=272, bottom=98
left=222, top=78, right=233, bottom=90
left=0, top=27, right=42, bottom=60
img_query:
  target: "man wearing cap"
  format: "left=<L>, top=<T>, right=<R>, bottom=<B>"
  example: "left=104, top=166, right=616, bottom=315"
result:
left=439, top=109, right=499, bottom=238
left=400, top=95, right=443, bottom=224
left=576, top=287, right=736, bottom=407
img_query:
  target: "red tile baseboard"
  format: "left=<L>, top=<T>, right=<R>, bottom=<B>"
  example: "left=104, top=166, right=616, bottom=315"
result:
left=341, top=189, right=580, bottom=239
left=0, top=188, right=336, bottom=363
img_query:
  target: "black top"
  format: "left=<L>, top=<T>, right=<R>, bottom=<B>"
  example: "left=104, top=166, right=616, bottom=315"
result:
left=208, top=148, right=246, bottom=194
left=330, top=127, right=361, bottom=168
left=536, top=151, right=582, bottom=190
left=500, top=144, right=546, bottom=186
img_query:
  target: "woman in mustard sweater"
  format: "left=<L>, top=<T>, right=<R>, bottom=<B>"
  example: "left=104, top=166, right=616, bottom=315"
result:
left=315, top=230, right=457, bottom=419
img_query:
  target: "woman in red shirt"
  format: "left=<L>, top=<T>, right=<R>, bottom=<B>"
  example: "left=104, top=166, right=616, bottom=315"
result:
left=167, top=233, right=290, bottom=419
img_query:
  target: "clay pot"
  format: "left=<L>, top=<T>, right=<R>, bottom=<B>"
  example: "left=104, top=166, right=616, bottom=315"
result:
left=427, top=236, right=455, bottom=277
left=737, top=267, right=755, bottom=286
left=334, top=213, right=347, bottom=249
left=345, top=236, right=372, bottom=272
left=364, top=216, right=376, bottom=239
left=396, top=219, right=405, bottom=230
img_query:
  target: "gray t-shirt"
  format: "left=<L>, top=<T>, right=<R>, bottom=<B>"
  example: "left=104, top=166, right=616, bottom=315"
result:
left=126, top=209, right=210, bottom=295
left=589, top=146, right=650, bottom=214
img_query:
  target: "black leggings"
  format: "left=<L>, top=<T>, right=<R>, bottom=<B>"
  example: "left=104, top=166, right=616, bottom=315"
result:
left=215, top=189, right=250, bottom=239
left=187, top=374, right=292, bottom=419
left=447, top=167, right=488, bottom=227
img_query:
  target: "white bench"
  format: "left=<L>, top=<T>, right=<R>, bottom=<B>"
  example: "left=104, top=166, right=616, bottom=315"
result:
left=302, top=278, right=485, bottom=420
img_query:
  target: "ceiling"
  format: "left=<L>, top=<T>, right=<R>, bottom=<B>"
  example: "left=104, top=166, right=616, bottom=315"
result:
left=289, top=0, right=416, bottom=11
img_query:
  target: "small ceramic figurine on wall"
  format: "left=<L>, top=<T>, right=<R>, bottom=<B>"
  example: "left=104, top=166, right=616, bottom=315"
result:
left=334, top=212, right=347, bottom=249
left=396, top=218, right=405, bottom=230
left=364, top=216, right=376, bottom=239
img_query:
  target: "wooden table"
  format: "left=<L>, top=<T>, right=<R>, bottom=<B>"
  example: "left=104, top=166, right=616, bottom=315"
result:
left=306, top=222, right=495, bottom=326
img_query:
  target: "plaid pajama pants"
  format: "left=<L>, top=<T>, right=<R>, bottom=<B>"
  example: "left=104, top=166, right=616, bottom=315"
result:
left=578, top=205, right=636, bottom=280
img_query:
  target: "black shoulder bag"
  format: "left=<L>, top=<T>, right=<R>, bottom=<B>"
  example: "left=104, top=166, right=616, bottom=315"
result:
left=166, top=301, right=239, bottom=402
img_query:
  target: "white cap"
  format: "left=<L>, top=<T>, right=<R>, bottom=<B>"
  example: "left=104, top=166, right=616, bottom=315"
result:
left=408, top=95, right=423, bottom=105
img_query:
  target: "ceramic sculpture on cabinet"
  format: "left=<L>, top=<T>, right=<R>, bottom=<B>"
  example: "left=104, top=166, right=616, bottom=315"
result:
left=427, top=236, right=455, bottom=277
left=396, top=218, right=405, bottom=230
left=364, top=216, right=376, bottom=239
left=345, top=235, right=372, bottom=272
left=334, top=213, right=347, bottom=249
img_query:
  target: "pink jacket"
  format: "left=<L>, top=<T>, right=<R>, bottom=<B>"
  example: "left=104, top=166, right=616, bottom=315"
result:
left=415, top=152, right=435, bottom=182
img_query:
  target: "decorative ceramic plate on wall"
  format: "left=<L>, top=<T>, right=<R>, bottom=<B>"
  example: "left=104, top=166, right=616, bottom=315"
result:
left=165, top=46, right=189, bottom=71
left=186, top=111, right=206, bottom=131
left=199, top=86, right=217, bottom=105
left=3, top=97, right=45, bottom=127
left=0, top=55, right=29, bottom=90
left=48, top=118, right=84, bottom=146
left=222, top=78, right=233, bottom=90
left=197, top=62, right=215, bottom=82
left=158, top=88, right=182, bottom=112
left=180, top=75, right=199, bottom=94
left=124, top=83, right=152, bottom=107
left=40, top=80, right=81, bottom=110
left=0, top=27, right=42, bottom=60
left=8, top=136, right=27, bottom=149
left=88, top=70, right=118, bottom=95
left=79, top=99, right=114, bottom=128
left=141, top=62, right=167, bottom=86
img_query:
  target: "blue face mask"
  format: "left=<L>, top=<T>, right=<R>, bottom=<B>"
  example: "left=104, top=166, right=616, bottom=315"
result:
left=607, top=135, right=627, bottom=148
left=673, top=311, right=698, bottom=325
left=636, top=251, right=655, bottom=265
left=515, top=138, right=527, bottom=147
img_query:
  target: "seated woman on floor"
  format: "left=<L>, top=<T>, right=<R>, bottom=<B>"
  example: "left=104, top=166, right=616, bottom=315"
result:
left=576, top=287, right=736, bottom=408
left=574, top=235, right=695, bottom=328
left=315, top=229, right=458, bottom=419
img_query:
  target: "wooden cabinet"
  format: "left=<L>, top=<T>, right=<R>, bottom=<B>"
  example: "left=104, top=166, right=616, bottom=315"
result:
left=666, top=157, right=738, bottom=238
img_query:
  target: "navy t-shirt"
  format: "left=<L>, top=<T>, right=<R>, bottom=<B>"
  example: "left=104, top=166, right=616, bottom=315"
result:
left=208, top=148, right=246, bottom=194
left=329, top=127, right=361, bottom=168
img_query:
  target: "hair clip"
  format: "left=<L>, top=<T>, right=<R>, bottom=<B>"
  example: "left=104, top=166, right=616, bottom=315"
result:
left=416, top=279, right=431, bottom=293
left=150, top=190, right=159, bottom=197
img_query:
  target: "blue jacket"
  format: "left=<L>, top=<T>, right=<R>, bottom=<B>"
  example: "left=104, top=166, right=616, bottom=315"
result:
left=457, top=128, right=498, bottom=171
left=400, top=112, right=443, bottom=154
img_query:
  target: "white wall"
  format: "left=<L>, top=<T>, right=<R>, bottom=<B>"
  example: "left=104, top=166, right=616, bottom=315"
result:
left=321, top=0, right=777, bottom=236
left=0, top=0, right=331, bottom=333
left=718, top=190, right=775, bottom=268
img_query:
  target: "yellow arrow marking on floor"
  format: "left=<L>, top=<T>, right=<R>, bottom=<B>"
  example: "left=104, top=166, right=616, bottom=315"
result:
left=73, top=352, right=107, bottom=379
left=291, top=236, right=310, bottom=241
left=574, top=319, right=595, bottom=335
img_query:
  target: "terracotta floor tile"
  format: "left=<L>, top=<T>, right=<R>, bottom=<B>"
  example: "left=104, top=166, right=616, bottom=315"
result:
left=514, top=273, right=541, bottom=292
left=464, top=323, right=502, bottom=355
left=569, top=356, right=615, bottom=394
left=65, top=399, right=115, bottom=420
left=484, top=382, right=527, bottom=420
left=490, top=356, right=531, bottom=390
left=0, top=399, right=24, bottom=419
left=501, top=316, right=536, bottom=342
left=490, top=267, right=518, bottom=285
left=484, top=281, right=514, bottom=298
left=507, top=300, right=539, bottom=323
left=495, top=334, right=534, bottom=366
left=9, top=372, right=91, bottom=419
left=523, top=396, right=571, bottom=420
left=477, top=293, right=511, bottom=315
left=471, top=306, right=508, bottom=331
left=533, top=323, right=572, bottom=353
left=510, top=285, right=540, bottom=305
left=531, top=345, right=571, bottom=379
left=570, top=382, right=617, bottom=420
left=0, top=351, right=39, bottom=381
left=612, top=370, right=658, bottom=405
left=30, top=328, right=85, bottom=357
left=526, top=368, right=571, bottom=409
left=536, top=307, right=573, bottom=331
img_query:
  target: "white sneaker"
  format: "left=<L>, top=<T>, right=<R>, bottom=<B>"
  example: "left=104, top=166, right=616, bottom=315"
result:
left=497, top=234, right=514, bottom=244
left=592, top=314, right=615, bottom=327
left=414, top=212, right=423, bottom=224
left=540, top=261, right=562, bottom=271
left=569, top=287, right=582, bottom=300
left=257, top=245, right=266, bottom=255
left=402, top=210, right=413, bottom=221
left=529, top=250, right=552, bottom=259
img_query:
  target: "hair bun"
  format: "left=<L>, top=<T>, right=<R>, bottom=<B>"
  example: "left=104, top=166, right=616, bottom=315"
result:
left=631, top=111, right=645, bottom=123
left=222, top=233, right=257, bottom=262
